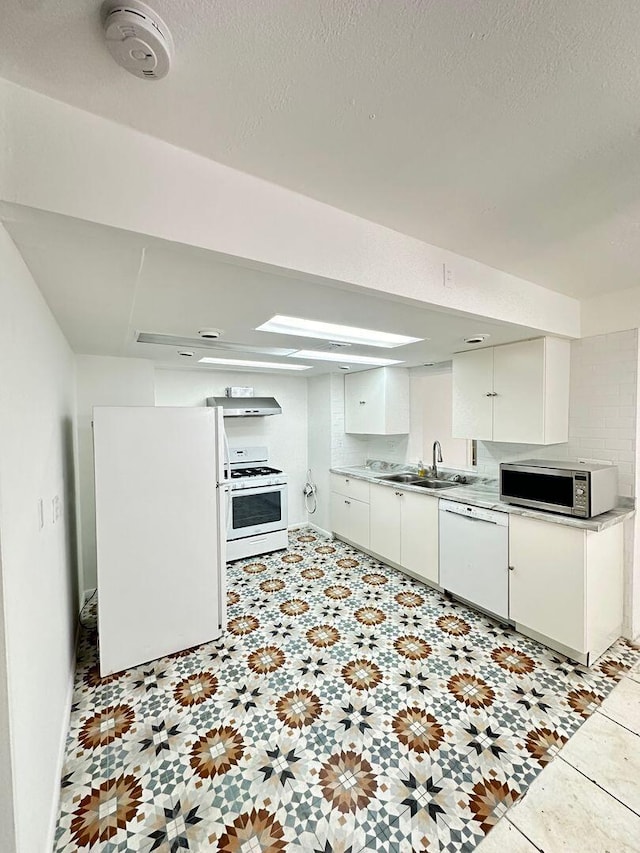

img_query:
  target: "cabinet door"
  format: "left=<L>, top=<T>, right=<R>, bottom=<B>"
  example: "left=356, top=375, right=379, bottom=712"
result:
left=493, top=339, right=545, bottom=443
left=330, top=492, right=370, bottom=549
left=401, top=491, right=439, bottom=584
left=345, top=370, right=384, bottom=434
left=509, top=515, right=586, bottom=652
left=452, top=348, right=494, bottom=440
left=383, top=368, right=410, bottom=434
left=369, top=484, right=401, bottom=564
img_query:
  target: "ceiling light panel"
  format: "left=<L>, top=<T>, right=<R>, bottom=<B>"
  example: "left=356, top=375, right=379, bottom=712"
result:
left=256, top=315, right=423, bottom=348
left=292, top=350, right=403, bottom=366
left=199, top=357, right=311, bottom=371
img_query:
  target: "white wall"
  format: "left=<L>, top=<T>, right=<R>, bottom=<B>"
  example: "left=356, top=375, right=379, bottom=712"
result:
left=0, top=224, right=77, bottom=853
left=582, top=287, right=640, bottom=337
left=307, top=375, right=332, bottom=533
left=327, top=368, right=469, bottom=473
left=154, top=369, right=308, bottom=529
left=0, top=77, right=581, bottom=339
left=75, top=355, right=155, bottom=591
left=407, top=368, right=470, bottom=470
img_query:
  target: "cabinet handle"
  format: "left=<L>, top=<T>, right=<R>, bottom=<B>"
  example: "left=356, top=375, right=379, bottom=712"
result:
left=345, top=478, right=350, bottom=483
left=395, top=491, right=403, bottom=497
left=359, top=400, right=366, bottom=405
left=486, top=392, right=499, bottom=397
left=344, top=500, right=351, bottom=505
left=508, top=565, right=515, bottom=571
left=485, top=392, right=493, bottom=397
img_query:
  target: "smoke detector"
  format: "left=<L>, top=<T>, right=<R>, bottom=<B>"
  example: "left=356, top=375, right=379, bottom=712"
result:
left=102, top=1, right=174, bottom=80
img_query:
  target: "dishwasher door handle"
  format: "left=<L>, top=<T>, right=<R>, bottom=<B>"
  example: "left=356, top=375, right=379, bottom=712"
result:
left=442, top=509, right=498, bottom=525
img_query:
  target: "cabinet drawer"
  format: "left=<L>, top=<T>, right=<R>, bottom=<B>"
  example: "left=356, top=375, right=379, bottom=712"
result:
left=330, top=474, right=370, bottom=503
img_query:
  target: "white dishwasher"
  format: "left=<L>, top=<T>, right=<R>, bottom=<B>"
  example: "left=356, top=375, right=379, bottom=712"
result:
left=439, top=500, right=509, bottom=620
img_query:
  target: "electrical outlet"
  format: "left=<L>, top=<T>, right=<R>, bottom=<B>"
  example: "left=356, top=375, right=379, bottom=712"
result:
left=52, top=495, right=61, bottom=524
left=443, top=263, right=455, bottom=288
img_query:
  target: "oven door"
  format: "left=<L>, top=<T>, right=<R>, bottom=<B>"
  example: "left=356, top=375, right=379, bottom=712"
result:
left=500, top=465, right=576, bottom=515
left=228, top=483, right=288, bottom=540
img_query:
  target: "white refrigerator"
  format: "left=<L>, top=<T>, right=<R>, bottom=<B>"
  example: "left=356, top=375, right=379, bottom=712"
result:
left=93, top=405, right=228, bottom=676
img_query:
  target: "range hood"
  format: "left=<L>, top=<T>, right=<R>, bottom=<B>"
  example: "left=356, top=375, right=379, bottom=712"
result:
left=206, top=396, right=282, bottom=417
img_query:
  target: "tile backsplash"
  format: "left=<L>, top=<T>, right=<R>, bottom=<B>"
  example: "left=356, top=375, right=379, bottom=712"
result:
left=476, top=329, right=638, bottom=497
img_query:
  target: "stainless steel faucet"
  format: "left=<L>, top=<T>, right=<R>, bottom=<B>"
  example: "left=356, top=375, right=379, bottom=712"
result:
left=432, top=440, right=443, bottom=478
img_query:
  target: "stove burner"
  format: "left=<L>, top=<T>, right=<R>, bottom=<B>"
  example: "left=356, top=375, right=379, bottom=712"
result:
left=231, top=466, right=283, bottom=479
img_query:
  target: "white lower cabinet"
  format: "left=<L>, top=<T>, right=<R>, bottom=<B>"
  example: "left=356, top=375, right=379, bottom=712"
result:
left=400, top=491, right=439, bottom=584
left=330, top=474, right=370, bottom=549
left=369, top=483, right=439, bottom=585
left=330, top=492, right=370, bottom=548
left=369, top=484, right=401, bottom=564
left=509, top=514, right=623, bottom=663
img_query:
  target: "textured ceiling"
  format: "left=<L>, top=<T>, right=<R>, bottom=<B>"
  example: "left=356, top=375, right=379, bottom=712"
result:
left=2, top=1, right=640, bottom=298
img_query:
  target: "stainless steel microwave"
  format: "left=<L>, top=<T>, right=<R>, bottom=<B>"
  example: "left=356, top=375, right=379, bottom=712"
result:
left=500, top=459, right=618, bottom=518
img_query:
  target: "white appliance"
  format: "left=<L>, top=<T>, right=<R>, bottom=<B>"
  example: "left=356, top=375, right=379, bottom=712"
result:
left=500, top=459, right=618, bottom=518
left=439, top=500, right=509, bottom=620
left=226, top=446, right=288, bottom=561
left=93, top=406, right=228, bottom=676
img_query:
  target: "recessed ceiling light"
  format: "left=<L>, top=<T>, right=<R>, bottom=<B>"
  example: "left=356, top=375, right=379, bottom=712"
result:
left=256, top=315, right=423, bottom=348
left=178, top=350, right=194, bottom=357
left=198, top=328, right=222, bottom=340
left=291, top=350, right=402, bottom=366
left=199, top=357, right=311, bottom=371
left=463, top=334, right=490, bottom=345
left=423, top=362, right=435, bottom=366
left=339, top=365, right=350, bottom=370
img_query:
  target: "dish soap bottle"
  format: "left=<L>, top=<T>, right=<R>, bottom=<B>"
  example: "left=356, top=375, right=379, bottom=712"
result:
left=417, top=459, right=426, bottom=477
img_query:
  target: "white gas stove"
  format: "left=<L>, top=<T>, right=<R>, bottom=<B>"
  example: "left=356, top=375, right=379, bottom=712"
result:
left=225, top=447, right=288, bottom=561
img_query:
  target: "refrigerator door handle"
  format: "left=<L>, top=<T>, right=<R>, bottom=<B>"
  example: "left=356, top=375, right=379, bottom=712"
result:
left=214, top=406, right=231, bottom=484
left=223, top=428, right=231, bottom=483
left=217, top=481, right=229, bottom=631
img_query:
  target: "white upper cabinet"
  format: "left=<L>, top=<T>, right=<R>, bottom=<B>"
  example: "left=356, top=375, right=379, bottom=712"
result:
left=452, top=337, right=570, bottom=444
left=345, top=367, right=410, bottom=434
left=451, top=347, right=494, bottom=441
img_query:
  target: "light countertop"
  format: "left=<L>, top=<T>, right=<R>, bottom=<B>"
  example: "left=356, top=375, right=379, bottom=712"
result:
left=330, top=464, right=634, bottom=532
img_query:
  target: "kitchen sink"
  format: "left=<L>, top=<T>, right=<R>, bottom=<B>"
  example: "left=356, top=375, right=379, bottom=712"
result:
left=410, top=479, right=459, bottom=490
left=379, top=473, right=461, bottom=490
left=378, top=473, right=418, bottom=483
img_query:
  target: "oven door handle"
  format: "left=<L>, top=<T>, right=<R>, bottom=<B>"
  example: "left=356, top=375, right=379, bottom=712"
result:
left=230, top=483, right=287, bottom=498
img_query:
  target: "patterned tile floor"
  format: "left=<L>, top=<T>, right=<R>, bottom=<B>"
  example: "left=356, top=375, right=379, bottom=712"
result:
left=54, top=530, right=640, bottom=852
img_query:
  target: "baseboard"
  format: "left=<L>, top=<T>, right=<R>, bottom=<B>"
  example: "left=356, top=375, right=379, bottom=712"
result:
left=46, top=642, right=76, bottom=852
left=307, top=522, right=332, bottom=539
